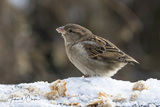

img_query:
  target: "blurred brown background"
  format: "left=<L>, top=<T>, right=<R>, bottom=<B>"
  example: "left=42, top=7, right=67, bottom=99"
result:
left=0, top=0, right=160, bottom=83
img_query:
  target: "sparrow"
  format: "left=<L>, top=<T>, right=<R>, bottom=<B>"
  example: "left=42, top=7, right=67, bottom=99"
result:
left=56, top=24, right=139, bottom=77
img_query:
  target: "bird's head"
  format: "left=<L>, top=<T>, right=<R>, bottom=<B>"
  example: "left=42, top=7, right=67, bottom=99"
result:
left=56, top=24, right=92, bottom=45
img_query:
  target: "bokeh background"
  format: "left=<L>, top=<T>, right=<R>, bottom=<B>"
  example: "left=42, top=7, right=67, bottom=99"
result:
left=0, top=0, right=160, bottom=83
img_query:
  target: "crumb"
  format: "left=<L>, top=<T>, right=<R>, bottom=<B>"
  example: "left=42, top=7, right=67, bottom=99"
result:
left=26, top=85, right=43, bottom=96
left=68, top=102, right=80, bottom=106
left=49, top=80, right=67, bottom=96
left=87, top=92, right=115, bottom=107
left=45, top=90, right=59, bottom=100
left=49, top=79, right=61, bottom=90
left=45, top=80, right=67, bottom=100
left=87, top=98, right=115, bottom=107
left=103, top=98, right=115, bottom=107
left=63, top=101, right=81, bottom=107
left=72, top=102, right=80, bottom=106
left=57, top=81, right=67, bottom=96
left=87, top=99, right=102, bottom=106
left=98, top=92, right=109, bottom=99
left=0, top=94, right=8, bottom=102
left=110, top=95, right=114, bottom=98
left=132, top=80, right=149, bottom=91
left=113, top=93, right=127, bottom=102
left=130, top=91, right=140, bottom=101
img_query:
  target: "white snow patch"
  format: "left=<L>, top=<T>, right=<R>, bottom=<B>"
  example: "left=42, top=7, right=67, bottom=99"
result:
left=0, top=77, right=160, bottom=106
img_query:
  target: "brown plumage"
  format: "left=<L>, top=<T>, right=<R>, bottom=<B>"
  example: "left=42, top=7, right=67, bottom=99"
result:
left=56, top=23, right=139, bottom=77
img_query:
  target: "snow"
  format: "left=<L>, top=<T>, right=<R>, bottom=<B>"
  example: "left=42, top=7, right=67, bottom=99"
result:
left=0, top=77, right=160, bottom=107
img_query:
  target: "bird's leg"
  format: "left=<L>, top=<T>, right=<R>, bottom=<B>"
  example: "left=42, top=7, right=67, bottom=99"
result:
left=82, top=75, right=90, bottom=77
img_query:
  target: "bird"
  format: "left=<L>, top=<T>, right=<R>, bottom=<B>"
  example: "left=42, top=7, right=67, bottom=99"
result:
left=56, top=23, right=139, bottom=77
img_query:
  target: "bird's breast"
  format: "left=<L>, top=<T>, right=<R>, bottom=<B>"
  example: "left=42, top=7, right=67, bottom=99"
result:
left=65, top=43, right=94, bottom=74
left=66, top=43, right=88, bottom=63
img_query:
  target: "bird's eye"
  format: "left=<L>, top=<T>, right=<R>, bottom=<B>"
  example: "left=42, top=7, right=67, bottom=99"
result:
left=68, top=29, right=73, bottom=33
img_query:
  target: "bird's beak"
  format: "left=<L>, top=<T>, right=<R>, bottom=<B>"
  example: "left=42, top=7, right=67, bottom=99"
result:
left=56, top=26, right=66, bottom=35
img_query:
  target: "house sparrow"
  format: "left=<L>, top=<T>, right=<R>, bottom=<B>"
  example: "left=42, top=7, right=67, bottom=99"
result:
left=56, top=24, right=139, bottom=77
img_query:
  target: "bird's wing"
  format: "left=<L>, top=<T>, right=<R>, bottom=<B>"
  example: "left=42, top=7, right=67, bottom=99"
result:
left=83, top=36, right=139, bottom=64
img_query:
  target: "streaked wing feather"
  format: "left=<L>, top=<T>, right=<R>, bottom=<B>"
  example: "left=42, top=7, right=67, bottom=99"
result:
left=83, top=36, right=138, bottom=64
